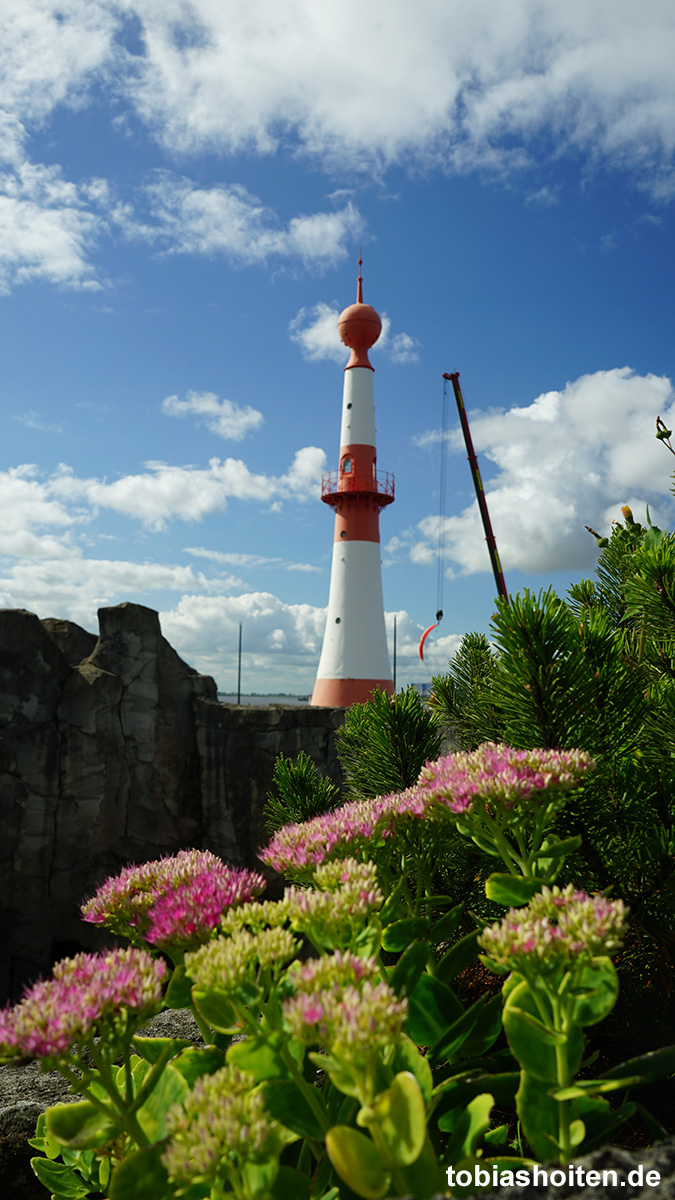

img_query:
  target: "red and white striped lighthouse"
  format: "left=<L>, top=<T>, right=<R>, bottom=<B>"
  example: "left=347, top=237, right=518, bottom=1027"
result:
left=311, top=263, right=395, bottom=707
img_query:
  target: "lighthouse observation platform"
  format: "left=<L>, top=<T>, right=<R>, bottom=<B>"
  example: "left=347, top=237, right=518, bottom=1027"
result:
left=320, top=468, right=395, bottom=507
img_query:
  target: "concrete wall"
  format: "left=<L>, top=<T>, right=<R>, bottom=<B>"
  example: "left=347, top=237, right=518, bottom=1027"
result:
left=0, top=603, right=345, bottom=1002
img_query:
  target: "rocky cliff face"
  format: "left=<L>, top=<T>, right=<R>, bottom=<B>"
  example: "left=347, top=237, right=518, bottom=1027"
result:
left=0, top=603, right=344, bottom=1002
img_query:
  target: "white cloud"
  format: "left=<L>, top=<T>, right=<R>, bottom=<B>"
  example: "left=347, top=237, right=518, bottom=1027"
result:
left=13, top=410, right=64, bottom=434
left=410, top=367, right=675, bottom=577
left=1, top=2, right=673, bottom=297
left=162, top=391, right=264, bottom=440
left=14, top=445, right=325, bottom=535
left=289, top=303, right=418, bottom=366
left=133, top=174, right=363, bottom=266
left=0, top=162, right=107, bottom=292
left=0, top=1, right=116, bottom=129
left=0, top=464, right=81, bottom=535
left=185, top=547, right=321, bottom=573
left=289, top=303, right=345, bottom=364
left=0, top=551, right=244, bottom=632
left=389, top=332, right=421, bottom=364
left=0, top=453, right=464, bottom=689
left=159, top=593, right=452, bottom=691
left=119, top=1, right=675, bottom=191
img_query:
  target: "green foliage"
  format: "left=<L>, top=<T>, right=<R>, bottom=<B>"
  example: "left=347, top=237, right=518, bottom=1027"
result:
left=335, top=687, right=442, bottom=802
left=263, top=750, right=340, bottom=835
left=429, top=632, right=502, bottom=749
left=430, top=512, right=675, bottom=1003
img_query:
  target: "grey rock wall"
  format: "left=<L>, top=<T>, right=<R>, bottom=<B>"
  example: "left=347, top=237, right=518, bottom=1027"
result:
left=0, top=603, right=345, bottom=1002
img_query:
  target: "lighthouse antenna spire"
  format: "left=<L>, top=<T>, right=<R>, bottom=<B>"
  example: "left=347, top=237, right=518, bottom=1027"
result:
left=357, top=249, right=363, bottom=303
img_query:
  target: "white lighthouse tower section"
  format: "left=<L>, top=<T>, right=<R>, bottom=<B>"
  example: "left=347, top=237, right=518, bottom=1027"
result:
left=316, top=366, right=390, bottom=682
left=340, top=363, right=376, bottom=446
left=311, top=266, right=394, bottom=707
left=316, top=540, right=390, bottom=680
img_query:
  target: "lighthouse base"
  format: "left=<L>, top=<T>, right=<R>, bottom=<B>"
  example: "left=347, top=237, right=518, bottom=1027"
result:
left=311, top=676, right=394, bottom=707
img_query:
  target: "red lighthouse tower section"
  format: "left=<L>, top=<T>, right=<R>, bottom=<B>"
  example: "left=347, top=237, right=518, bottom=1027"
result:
left=311, top=265, right=395, bottom=707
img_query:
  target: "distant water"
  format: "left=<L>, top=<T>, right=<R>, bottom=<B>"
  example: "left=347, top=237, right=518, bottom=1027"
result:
left=218, top=694, right=311, bottom=707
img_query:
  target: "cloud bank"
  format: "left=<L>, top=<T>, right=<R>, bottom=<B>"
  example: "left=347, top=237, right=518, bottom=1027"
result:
left=409, top=367, right=675, bottom=577
left=2, top=2, right=675, bottom=291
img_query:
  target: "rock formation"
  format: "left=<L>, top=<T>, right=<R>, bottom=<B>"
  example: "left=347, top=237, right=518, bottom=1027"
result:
left=0, top=603, right=344, bottom=1003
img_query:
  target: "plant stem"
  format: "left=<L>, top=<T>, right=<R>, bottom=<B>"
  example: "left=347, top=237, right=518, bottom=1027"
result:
left=281, top=1046, right=331, bottom=1135
left=551, top=993, right=572, bottom=1164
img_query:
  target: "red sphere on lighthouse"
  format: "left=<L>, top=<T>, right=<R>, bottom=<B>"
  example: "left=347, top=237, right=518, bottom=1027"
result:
left=311, top=262, right=394, bottom=707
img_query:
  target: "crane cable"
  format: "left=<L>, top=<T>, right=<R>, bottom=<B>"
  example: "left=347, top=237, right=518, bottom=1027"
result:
left=419, top=372, right=509, bottom=662
left=419, top=377, right=449, bottom=661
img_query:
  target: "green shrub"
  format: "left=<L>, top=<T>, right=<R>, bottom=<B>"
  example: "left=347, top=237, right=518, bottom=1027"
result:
left=335, top=685, right=442, bottom=802
left=263, top=750, right=340, bottom=836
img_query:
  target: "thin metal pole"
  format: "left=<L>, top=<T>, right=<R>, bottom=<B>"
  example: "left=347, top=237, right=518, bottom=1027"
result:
left=237, top=623, right=242, bottom=705
left=393, top=614, right=397, bottom=692
left=443, top=372, right=509, bottom=603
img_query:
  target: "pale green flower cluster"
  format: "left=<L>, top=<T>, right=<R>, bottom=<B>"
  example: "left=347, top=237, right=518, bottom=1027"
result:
left=220, top=897, right=291, bottom=936
left=312, top=858, right=382, bottom=898
left=186, top=926, right=298, bottom=994
left=285, top=858, right=383, bottom=949
left=163, top=1065, right=276, bottom=1186
left=284, top=951, right=407, bottom=1062
left=479, top=885, right=628, bottom=975
left=286, top=949, right=379, bottom=994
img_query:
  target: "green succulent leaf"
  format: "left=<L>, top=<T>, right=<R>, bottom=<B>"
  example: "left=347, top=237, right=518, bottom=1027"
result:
left=261, top=1080, right=327, bottom=1141
left=436, top=930, right=480, bottom=984
left=191, top=987, right=239, bottom=1034
left=131, top=1035, right=192, bottom=1065
left=356, top=1072, right=426, bottom=1167
left=600, top=1043, right=675, bottom=1085
left=435, top=1072, right=519, bottom=1125
left=569, top=958, right=619, bottom=1027
left=108, top=1143, right=171, bottom=1200
left=389, top=940, right=429, bottom=998
left=242, top=1158, right=281, bottom=1200
left=391, top=1035, right=434, bottom=1105
left=445, top=1092, right=494, bottom=1163
left=136, top=1062, right=189, bottom=1142
left=515, top=1071, right=560, bottom=1161
left=227, top=1031, right=291, bottom=1080
left=400, top=1135, right=444, bottom=1199
left=269, top=1165, right=312, bottom=1200
left=164, top=963, right=195, bottom=1009
left=406, top=972, right=463, bottom=1046
left=45, top=1100, right=118, bottom=1150
left=309, top=1052, right=361, bottom=1099
left=503, top=980, right=583, bottom=1082
left=485, top=875, right=545, bottom=907
left=382, top=917, right=430, bottom=952
left=429, top=900, right=465, bottom=944
left=325, top=1126, right=391, bottom=1200
left=30, top=1158, right=92, bottom=1198
left=172, top=1045, right=224, bottom=1088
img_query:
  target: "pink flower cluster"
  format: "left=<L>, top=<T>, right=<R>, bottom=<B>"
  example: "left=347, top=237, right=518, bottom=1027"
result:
left=259, top=786, right=428, bottom=876
left=419, top=743, right=595, bottom=816
left=81, top=850, right=265, bottom=950
left=0, top=948, right=166, bottom=1061
left=478, top=885, right=628, bottom=975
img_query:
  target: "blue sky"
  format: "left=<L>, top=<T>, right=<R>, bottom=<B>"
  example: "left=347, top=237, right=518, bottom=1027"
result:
left=3, top=0, right=675, bottom=694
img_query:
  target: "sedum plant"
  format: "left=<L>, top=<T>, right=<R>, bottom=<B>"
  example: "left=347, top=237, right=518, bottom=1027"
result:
left=5, top=745, right=675, bottom=1200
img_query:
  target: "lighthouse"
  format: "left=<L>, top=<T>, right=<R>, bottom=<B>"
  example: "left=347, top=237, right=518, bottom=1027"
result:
left=311, top=263, right=395, bottom=707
